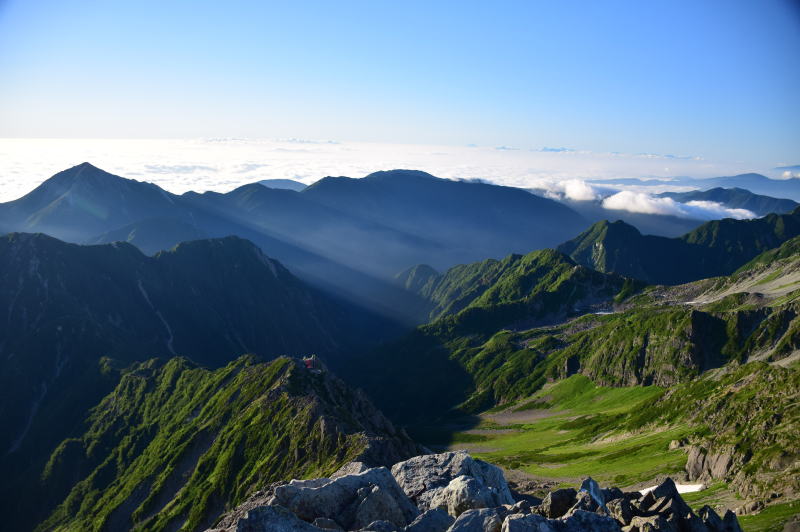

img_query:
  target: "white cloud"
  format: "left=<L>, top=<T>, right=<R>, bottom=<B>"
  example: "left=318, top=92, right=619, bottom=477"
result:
left=602, top=191, right=756, bottom=220
left=0, top=138, right=762, bottom=203
left=684, top=201, right=756, bottom=220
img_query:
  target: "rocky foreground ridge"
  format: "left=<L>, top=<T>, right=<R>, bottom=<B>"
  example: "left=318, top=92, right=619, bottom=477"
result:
left=207, top=451, right=743, bottom=532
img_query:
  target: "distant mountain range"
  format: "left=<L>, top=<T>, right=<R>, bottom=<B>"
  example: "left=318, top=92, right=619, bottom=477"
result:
left=657, top=187, right=798, bottom=217
left=594, top=173, right=800, bottom=201
left=0, top=163, right=589, bottom=322
left=258, top=178, right=308, bottom=191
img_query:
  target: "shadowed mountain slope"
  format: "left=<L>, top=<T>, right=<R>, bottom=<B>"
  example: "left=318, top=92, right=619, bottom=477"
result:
left=557, top=207, right=800, bottom=284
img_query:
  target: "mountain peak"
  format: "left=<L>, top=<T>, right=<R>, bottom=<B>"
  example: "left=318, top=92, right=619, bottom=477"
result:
left=363, top=169, right=439, bottom=181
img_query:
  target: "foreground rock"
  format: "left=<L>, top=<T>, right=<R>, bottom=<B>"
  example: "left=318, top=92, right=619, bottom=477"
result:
left=207, top=452, right=744, bottom=532
left=391, top=451, right=515, bottom=515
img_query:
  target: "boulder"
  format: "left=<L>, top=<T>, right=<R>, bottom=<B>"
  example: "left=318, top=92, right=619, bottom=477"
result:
left=502, top=513, right=558, bottom=532
left=358, top=521, right=398, bottom=532
left=331, top=462, right=371, bottom=479
left=562, top=510, right=621, bottom=532
left=229, top=505, right=326, bottom=532
left=508, top=500, right=532, bottom=515
left=448, top=507, right=507, bottom=532
left=721, top=510, right=743, bottom=532
left=580, top=477, right=607, bottom=511
left=697, top=506, right=723, bottom=530
left=539, top=488, right=577, bottom=518
left=403, top=508, right=454, bottom=532
left=271, top=466, right=418, bottom=529
left=644, top=478, right=692, bottom=519
left=391, top=451, right=514, bottom=513
left=312, top=517, right=343, bottom=530
left=602, top=488, right=625, bottom=503
left=566, top=492, right=600, bottom=515
left=622, top=514, right=670, bottom=532
left=352, top=484, right=412, bottom=529
left=428, top=475, right=502, bottom=517
left=607, top=498, right=633, bottom=526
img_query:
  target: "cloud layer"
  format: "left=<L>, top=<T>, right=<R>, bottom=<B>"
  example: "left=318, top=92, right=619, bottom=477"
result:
left=602, top=191, right=756, bottom=220
left=0, top=138, right=772, bottom=226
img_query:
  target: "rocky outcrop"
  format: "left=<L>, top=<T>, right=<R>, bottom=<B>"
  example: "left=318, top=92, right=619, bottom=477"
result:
left=685, top=446, right=735, bottom=482
left=391, top=451, right=515, bottom=515
left=206, top=453, right=744, bottom=532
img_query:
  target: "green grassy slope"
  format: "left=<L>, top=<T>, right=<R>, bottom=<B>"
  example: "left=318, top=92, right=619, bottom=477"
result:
left=37, top=356, right=417, bottom=532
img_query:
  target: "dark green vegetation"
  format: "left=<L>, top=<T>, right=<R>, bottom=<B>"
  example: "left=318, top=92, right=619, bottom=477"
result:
left=35, top=356, right=417, bottom=531
left=0, top=232, right=395, bottom=531
left=354, top=248, right=632, bottom=422
left=0, top=163, right=588, bottom=321
left=557, top=207, right=800, bottom=284
left=658, top=187, right=799, bottom=217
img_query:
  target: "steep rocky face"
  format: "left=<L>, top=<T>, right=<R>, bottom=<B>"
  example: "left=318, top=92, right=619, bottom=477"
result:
left=207, top=452, right=742, bottom=532
left=34, top=356, right=419, bottom=532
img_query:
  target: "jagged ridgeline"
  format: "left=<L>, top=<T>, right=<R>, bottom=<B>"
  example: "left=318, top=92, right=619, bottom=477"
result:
left=557, top=207, right=800, bottom=285
left=38, top=356, right=418, bottom=532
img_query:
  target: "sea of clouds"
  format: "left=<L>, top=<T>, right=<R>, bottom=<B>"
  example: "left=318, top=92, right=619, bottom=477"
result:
left=0, top=138, right=783, bottom=220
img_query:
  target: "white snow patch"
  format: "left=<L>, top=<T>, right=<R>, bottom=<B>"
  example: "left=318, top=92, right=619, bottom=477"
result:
left=639, top=483, right=705, bottom=495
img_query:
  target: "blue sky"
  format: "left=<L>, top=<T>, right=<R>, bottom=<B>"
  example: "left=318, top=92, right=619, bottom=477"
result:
left=0, top=0, right=798, bottom=165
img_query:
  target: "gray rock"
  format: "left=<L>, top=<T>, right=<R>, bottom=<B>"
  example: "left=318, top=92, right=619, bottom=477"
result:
left=359, top=520, right=399, bottom=532
left=448, top=507, right=507, bottom=532
left=509, top=501, right=532, bottom=515
left=230, top=505, right=326, bottom=532
left=721, top=510, right=743, bottom=532
left=331, top=461, right=371, bottom=479
left=686, top=447, right=707, bottom=481
left=403, top=508, right=454, bottom=532
left=428, top=475, right=502, bottom=517
left=312, top=517, right=343, bottom=530
left=645, top=478, right=692, bottom=519
left=502, top=513, right=558, bottom=532
left=562, top=510, right=621, bottom=532
left=602, top=488, right=625, bottom=503
left=580, top=477, right=607, bottom=510
left=606, top=498, right=633, bottom=526
left=566, top=492, right=600, bottom=516
left=352, top=484, right=413, bottom=529
left=272, top=466, right=418, bottom=529
left=622, top=514, right=670, bottom=532
left=391, top=451, right=514, bottom=513
left=685, top=446, right=733, bottom=481
left=539, top=488, right=577, bottom=518
left=698, top=506, right=723, bottom=531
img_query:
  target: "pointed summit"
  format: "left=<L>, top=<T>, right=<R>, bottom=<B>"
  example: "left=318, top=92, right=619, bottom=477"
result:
left=0, top=164, right=180, bottom=242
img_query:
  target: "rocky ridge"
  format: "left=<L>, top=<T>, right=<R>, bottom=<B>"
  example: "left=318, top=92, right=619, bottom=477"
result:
left=207, top=451, right=743, bottom=532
